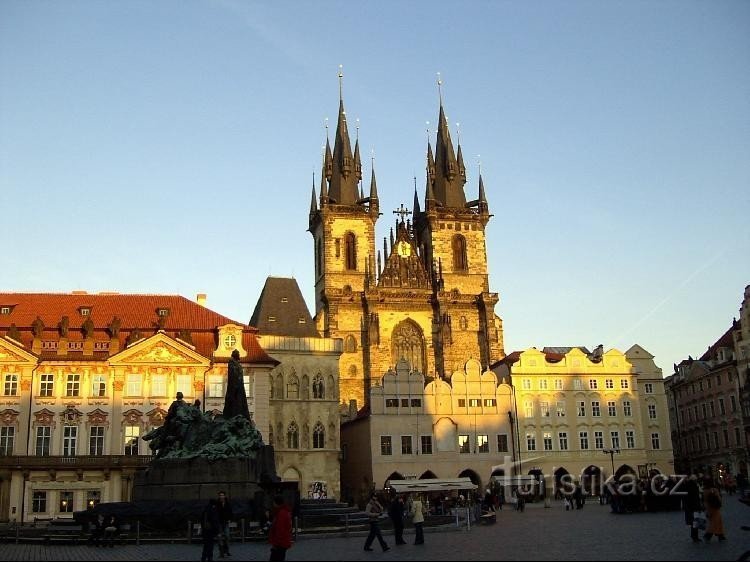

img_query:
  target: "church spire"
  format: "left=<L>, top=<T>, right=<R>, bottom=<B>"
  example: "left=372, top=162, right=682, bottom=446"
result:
left=412, top=177, right=421, bottom=215
left=327, top=67, right=359, bottom=205
left=310, top=176, right=318, bottom=217
left=478, top=173, right=489, bottom=215
left=431, top=77, right=466, bottom=209
left=369, top=156, right=379, bottom=216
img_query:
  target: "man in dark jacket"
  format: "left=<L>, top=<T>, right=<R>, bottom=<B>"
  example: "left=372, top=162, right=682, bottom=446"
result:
left=201, top=499, right=221, bottom=562
left=683, top=475, right=703, bottom=542
left=217, top=491, right=234, bottom=557
left=388, top=495, right=407, bottom=545
left=269, top=495, right=293, bottom=562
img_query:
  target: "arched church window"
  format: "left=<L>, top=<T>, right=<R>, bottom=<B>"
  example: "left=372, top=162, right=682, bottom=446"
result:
left=313, top=422, right=325, bottom=449
left=313, top=374, right=325, bottom=399
left=301, top=375, right=310, bottom=400
left=344, top=232, right=357, bottom=270
left=316, top=238, right=323, bottom=277
left=274, top=374, right=284, bottom=400
left=287, top=422, right=299, bottom=449
left=287, top=373, right=299, bottom=400
left=390, top=320, right=425, bottom=375
left=460, top=316, right=468, bottom=330
left=452, top=234, right=468, bottom=272
left=344, top=335, right=357, bottom=353
left=269, top=374, right=275, bottom=399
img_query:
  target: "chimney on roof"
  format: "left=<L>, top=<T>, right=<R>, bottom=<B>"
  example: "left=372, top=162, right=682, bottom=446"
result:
left=197, top=293, right=207, bottom=307
left=72, top=290, right=88, bottom=295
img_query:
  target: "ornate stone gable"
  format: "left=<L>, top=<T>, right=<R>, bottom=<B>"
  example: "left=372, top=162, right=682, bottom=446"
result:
left=110, top=332, right=210, bottom=367
left=0, top=337, right=37, bottom=363
left=122, top=408, right=144, bottom=426
left=146, top=407, right=167, bottom=426
left=60, top=405, right=83, bottom=424
left=33, top=408, right=56, bottom=428
left=0, top=408, right=20, bottom=426
left=86, top=408, right=109, bottom=427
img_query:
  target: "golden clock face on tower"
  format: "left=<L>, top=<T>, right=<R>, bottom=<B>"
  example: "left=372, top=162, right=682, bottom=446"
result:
left=396, top=241, right=411, bottom=257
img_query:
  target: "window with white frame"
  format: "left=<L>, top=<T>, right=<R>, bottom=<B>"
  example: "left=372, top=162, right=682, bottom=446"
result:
left=380, top=435, right=392, bottom=456
left=524, top=400, right=533, bottom=418
left=176, top=374, right=192, bottom=397
left=458, top=434, right=471, bottom=454
left=605, top=379, right=613, bottom=389
left=32, top=491, right=47, bottom=513
left=611, top=431, right=620, bottom=449
left=540, top=401, right=550, bottom=417
left=0, top=426, right=15, bottom=455
left=496, top=434, right=508, bottom=452
left=36, top=426, right=51, bottom=456
left=648, top=404, right=657, bottom=419
left=556, top=401, right=566, bottom=417
left=208, top=375, right=224, bottom=398
left=59, top=491, right=73, bottom=512
left=150, top=374, right=166, bottom=397
left=244, top=375, right=251, bottom=399
left=554, top=379, right=564, bottom=390
left=623, top=400, right=632, bottom=416
left=589, top=379, right=598, bottom=390
left=620, top=379, right=629, bottom=389
left=651, top=432, right=660, bottom=449
left=313, top=423, right=326, bottom=449
left=644, top=383, right=654, bottom=394
left=421, top=435, right=433, bottom=454
left=543, top=432, right=553, bottom=451
left=579, top=431, right=589, bottom=450
left=477, top=434, right=489, bottom=453
left=401, top=435, right=413, bottom=455
left=607, top=401, right=616, bottom=416
left=89, top=426, right=105, bottom=456
left=66, top=374, right=80, bottom=397
left=577, top=401, right=586, bottom=416
left=592, top=401, right=601, bottom=417
left=91, top=374, right=107, bottom=397
left=484, top=398, right=496, bottom=407
left=526, top=433, right=536, bottom=451
left=574, top=379, right=583, bottom=390
left=126, top=374, right=142, bottom=397
left=124, top=426, right=140, bottom=455
left=522, top=379, right=531, bottom=390
left=40, top=373, right=54, bottom=397
left=539, top=379, right=548, bottom=390
left=594, top=431, right=604, bottom=449
left=558, top=432, right=568, bottom=450
left=62, top=426, right=77, bottom=456
left=3, top=373, right=18, bottom=396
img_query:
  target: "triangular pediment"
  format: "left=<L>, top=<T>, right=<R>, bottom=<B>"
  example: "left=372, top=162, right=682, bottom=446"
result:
left=109, top=332, right=210, bottom=366
left=0, top=337, right=37, bottom=364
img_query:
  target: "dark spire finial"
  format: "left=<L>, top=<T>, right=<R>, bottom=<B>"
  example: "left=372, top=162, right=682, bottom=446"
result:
left=437, top=71, right=443, bottom=106
left=338, top=64, right=344, bottom=101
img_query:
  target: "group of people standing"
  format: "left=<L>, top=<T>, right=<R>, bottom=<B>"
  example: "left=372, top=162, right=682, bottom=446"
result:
left=363, top=492, right=426, bottom=552
left=200, top=491, right=293, bottom=562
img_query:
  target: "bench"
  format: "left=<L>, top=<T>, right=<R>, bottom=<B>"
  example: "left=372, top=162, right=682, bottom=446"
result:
left=42, top=524, right=85, bottom=544
left=480, top=511, right=497, bottom=525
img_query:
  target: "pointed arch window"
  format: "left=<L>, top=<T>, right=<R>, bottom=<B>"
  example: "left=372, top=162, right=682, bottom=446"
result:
left=391, top=320, right=425, bottom=375
left=313, top=422, right=326, bottom=449
left=344, top=335, right=357, bottom=353
left=287, top=422, right=299, bottom=449
left=344, top=232, right=357, bottom=270
left=316, top=238, right=323, bottom=277
left=452, top=234, right=468, bottom=272
left=273, top=374, right=284, bottom=400
left=287, top=374, right=299, bottom=400
left=301, top=375, right=310, bottom=400
left=312, top=374, right=325, bottom=399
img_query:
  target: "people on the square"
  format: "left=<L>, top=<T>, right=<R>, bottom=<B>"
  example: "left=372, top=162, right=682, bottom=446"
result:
left=201, top=499, right=221, bottom=562
left=269, top=495, right=293, bottom=562
left=409, top=493, right=425, bottom=545
left=388, top=494, right=406, bottom=545
left=217, top=490, right=233, bottom=557
left=363, top=492, right=389, bottom=552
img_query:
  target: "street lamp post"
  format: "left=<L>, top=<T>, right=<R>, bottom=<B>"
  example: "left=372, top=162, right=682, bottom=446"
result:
left=602, top=448, right=620, bottom=476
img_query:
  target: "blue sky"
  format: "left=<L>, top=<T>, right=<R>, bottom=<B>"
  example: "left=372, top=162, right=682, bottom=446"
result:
left=1, top=1, right=748, bottom=375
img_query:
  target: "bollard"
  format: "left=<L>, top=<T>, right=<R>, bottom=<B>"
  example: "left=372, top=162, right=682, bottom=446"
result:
left=241, top=518, right=245, bottom=543
left=136, top=520, right=140, bottom=546
left=344, top=513, right=349, bottom=536
left=188, top=519, right=192, bottom=544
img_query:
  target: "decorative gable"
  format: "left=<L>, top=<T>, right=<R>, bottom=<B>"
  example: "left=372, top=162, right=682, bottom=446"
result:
left=33, top=408, right=56, bottom=428
left=86, top=408, right=109, bottom=427
left=0, top=337, right=37, bottom=364
left=122, top=408, right=143, bottom=426
left=110, top=332, right=210, bottom=367
left=146, top=407, right=167, bottom=426
left=0, top=409, right=20, bottom=426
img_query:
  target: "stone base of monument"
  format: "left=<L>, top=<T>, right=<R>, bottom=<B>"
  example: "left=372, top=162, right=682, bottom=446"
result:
left=133, top=446, right=279, bottom=502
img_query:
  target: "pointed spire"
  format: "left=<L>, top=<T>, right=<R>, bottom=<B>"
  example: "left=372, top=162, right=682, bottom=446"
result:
left=310, top=180, right=318, bottom=215
left=319, top=162, right=328, bottom=206
left=412, top=177, right=421, bottom=215
left=431, top=81, right=467, bottom=208
left=377, top=250, right=382, bottom=278
left=427, top=141, right=435, bottom=180
left=478, top=173, right=488, bottom=214
left=354, top=137, right=362, bottom=181
left=457, top=142, right=466, bottom=180
left=383, top=237, right=388, bottom=262
left=327, top=66, right=359, bottom=205
left=369, top=157, right=379, bottom=201
left=324, top=136, right=333, bottom=181
left=389, top=227, right=395, bottom=252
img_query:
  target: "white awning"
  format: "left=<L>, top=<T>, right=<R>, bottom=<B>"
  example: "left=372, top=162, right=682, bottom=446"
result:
left=387, top=477, right=478, bottom=493
left=491, top=475, right=541, bottom=485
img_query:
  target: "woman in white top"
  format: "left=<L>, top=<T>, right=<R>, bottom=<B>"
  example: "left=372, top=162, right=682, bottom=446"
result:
left=409, top=494, right=425, bottom=545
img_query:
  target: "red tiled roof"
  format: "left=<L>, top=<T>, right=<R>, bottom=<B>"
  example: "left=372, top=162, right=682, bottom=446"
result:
left=0, top=292, right=276, bottom=365
left=699, top=323, right=737, bottom=362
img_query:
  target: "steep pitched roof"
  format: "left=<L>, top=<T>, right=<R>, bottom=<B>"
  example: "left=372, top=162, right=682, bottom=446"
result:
left=249, top=277, right=319, bottom=338
left=699, top=323, right=737, bottom=362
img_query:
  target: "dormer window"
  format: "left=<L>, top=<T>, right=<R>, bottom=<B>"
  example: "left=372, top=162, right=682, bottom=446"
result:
left=281, top=297, right=288, bottom=303
left=298, top=317, right=306, bottom=324
left=268, top=316, right=276, bottom=323
left=0, top=306, right=11, bottom=315
left=157, top=308, right=169, bottom=317
left=79, top=307, right=91, bottom=316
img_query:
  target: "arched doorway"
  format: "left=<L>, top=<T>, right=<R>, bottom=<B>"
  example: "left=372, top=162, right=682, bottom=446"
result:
left=458, top=468, right=482, bottom=493
left=420, top=470, right=437, bottom=479
left=581, top=465, right=602, bottom=496
left=384, top=471, right=404, bottom=490
left=615, top=464, right=636, bottom=480
left=554, top=467, right=571, bottom=499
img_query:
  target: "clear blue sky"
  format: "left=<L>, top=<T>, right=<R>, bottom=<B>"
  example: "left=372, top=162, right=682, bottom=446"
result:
left=1, top=1, right=748, bottom=376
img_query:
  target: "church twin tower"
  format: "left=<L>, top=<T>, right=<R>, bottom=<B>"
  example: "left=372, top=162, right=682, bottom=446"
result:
left=308, top=77, right=505, bottom=409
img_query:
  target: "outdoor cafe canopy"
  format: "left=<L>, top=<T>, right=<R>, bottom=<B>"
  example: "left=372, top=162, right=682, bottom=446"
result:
left=387, top=477, right=478, bottom=493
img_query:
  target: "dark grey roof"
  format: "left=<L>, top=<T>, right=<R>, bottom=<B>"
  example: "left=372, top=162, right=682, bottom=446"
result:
left=249, top=277, right=320, bottom=338
left=542, top=346, right=591, bottom=355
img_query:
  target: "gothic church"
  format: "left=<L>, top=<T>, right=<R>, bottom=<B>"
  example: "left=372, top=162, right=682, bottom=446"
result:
left=308, top=81, right=506, bottom=409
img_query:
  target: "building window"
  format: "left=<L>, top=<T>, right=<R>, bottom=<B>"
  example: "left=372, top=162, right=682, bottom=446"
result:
left=648, top=404, right=657, bottom=419
left=577, top=401, right=586, bottom=417
left=380, top=436, right=392, bottom=456
left=539, top=379, right=548, bottom=390
left=126, top=374, right=142, bottom=397
left=524, top=401, right=533, bottom=418
left=469, top=398, right=481, bottom=407
left=713, top=431, right=720, bottom=450
left=623, top=401, right=632, bottom=417
left=589, top=379, right=598, bottom=390
left=124, top=426, right=139, bottom=455
left=32, top=491, right=47, bottom=513
left=605, top=379, right=613, bottom=389
left=701, top=403, right=707, bottom=419
left=287, top=422, right=299, bottom=449
left=607, top=401, right=616, bottom=416
left=150, top=374, right=166, bottom=397
left=522, top=379, right=531, bottom=390
left=620, top=379, right=629, bottom=389
left=540, top=401, right=550, bottom=417
left=36, top=426, right=51, bottom=456
left=223, top=334, right=236, bottom=350
left=3, top=374, right=18, bottom=396
left=80, top=307, right=90, bottom=316
left=176, top=374, right=192, bottom=397
left=344, top=335, right=357, bottom=353
left=611, top=431, right=620, bottom=449
left=89, top=426, right=105, bottom=456
left=719, top=398, right=726, bottom=415
left=579, top=431, right=589, bottom=450
left=594, top=431, right=604, bottom=449
left=592, top=401, right=601, bottom=417
left=386, top=399, right=399, bottom=408
left=401, top=435, right=413, bottom=455
left=0, top=306, right=10, bottom=315
left=0, top=426, right=15, bottom=455
left=625, top=430, right=635, bottom=449
left=62, top=426, right=77, bottom=456
left=558, top=432, right=568, bottom=451
left=459, top=316, right=468, bottom=330
left=421, top=435, right=432, bottom=454
left=734, top=427, right=741, bottom=446
left=40, top=373, right=54, bottom=397
left=481, top=398, right=494, bottom=407
left=287, top=376, right=299, bottom=399
left=543, top=432, right=553, bottom=451
left=477, top=435, right=489, bottom=453
left=65, top=374, right=81, bottom=396
left=59, top=491, right=73, bottom=513
left=716, top=374, right=722, bottom=386
left=497, top=434, right=508, bottom=453
left=526, top=433, right=536, bottom=451
left=458, top=434, right=471, bottom=454
left=344, top=232, right=357, bottom=270
left=723, top=429, right=730, bottom=447
left=573, top=379, right=583, bottom=390
left=554, top=379, right=563, bottom=390
left=243, top=375, right=251, bottom=399
left=312, top=375, right=325, bottom=399
left=731, top=395, right=737, bottom=412
left=86, top=490, right=100, bottom=510
left=457, top=398, right=466, bottom=408
left=556, top=401, right=566, bottom=417
left=313, top=423, right=325, bottom=449
left=208, top=375, right=224, bottom=398
left=644, top=383, right=654, bottom=394
left=451, top=234, right=468, bottom=271
left=709, top=401, right=715, bottom=418
left=91, top=374, right=107, bottom=397
left=651, top=433, right=660, bottom=450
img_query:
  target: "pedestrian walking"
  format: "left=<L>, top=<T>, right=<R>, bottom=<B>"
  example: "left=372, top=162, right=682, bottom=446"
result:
left=102, top=515, right=119, bottom=548
left=683, top=474, right=703, bottom=542
left=409, top=494, right=426, bottom=545
left=217, top=490, right=233, bottom=557
left=703, top=478, right=726, bottom=542
left=388, top=494, right=406, bottom=545
left=363, top=492, right=390, bottom=552
left=201, top=499, right=221, bottom=562
left=269, top=495, right=293, bottom=562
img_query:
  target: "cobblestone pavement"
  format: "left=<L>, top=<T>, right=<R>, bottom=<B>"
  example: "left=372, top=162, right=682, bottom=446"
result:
left=2, top=497, right=750, bottom=561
